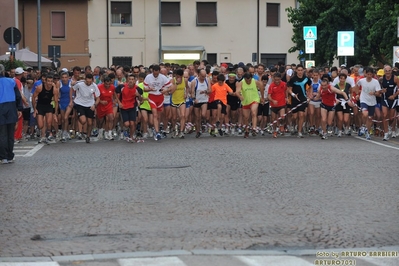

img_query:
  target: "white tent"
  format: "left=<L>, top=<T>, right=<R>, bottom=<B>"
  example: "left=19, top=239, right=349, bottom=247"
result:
left=0, top=48, right=52, bottom=67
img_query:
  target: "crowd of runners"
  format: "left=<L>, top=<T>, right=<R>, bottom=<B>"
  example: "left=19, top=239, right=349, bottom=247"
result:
left=7, top=60, right=399, bottom=144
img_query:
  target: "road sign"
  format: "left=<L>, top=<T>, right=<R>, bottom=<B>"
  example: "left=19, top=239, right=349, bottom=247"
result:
left=303, top=26, right=317, bottom=40
left=305, top=40, right=315, bottom=54
left=394, top=46, right=399, bottom=65
left=3, top=27, right=22, bottom=45
left=299, top=50, right=304, bottom=55
left=337, top=31, right=354, bottom=56
left=8, top=44, right=16, bottom=52
left=48, top=45, right=61, bottom=58
left=305, top=60, right=315, bottom=68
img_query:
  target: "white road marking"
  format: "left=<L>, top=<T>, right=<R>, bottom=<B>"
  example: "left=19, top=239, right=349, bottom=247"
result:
left=236, top=255, right=314, bottom=266
left=355, top=136, right=399, bottom=151
left=118, top=257, right=187, bottom=266
left=0, top=263, right=59, bottom=266
left=23, top=144, right=45, bottom=157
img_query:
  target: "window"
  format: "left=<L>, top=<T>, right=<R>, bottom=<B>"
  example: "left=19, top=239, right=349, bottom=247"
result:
left=261, top=53, right=286, bottom=68
left=111, top=1, right=132, bottom=25
left=51, top=11, right=66, bottom=39
left=112, top=56, right=132, bottom=67
left=196, top=2, right=217, bottom=26
left=266, top=3, right=279, bottom=27
left=161, top=2, right=181, bottom=26
left=207, top=53, right=217, bottom=65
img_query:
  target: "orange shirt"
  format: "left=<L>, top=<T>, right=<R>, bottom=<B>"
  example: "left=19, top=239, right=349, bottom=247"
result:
left=211, top=82, right=233, bottom=105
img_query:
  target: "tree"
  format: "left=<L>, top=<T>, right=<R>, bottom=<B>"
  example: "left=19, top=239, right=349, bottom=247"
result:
left=0, top=59, right=26, bottom=71
left=286, top=0, right=395, bottom=66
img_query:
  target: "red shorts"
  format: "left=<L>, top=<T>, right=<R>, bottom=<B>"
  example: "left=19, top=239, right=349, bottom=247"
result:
left=96, top=103, right=113, bottom=119
left=242, top=101, right=258, bottom=110
left=148, top=94, right=164, bottom=112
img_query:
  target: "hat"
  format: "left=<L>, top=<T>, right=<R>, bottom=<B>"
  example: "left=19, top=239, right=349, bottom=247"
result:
left=221, top=63, right=228, bottom=68
left=26, top=66, right=33, bottom=70
left=340, top=64, right=346, bottom=68
left=15, top=67, right=24, bottom=75
left=377, top=69, right=384, bottom=76
left=238, top=62, right=245, bottom=68
left=61, top=68, right=68, bottom=73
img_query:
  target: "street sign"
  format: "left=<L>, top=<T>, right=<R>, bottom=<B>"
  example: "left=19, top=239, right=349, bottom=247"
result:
left=299, top=50, right=304, bottom=55
left=337, top=31, right=354, bottom=56
left=393, top=46, right=399, bottom=66
left=48, top=45, right=61, bottom=58
left=8, top=44, right=16, bottom=52
left=305, top=40, right=315, bottom=54
left=303, top=26, right=317, bottom=40
left=3, top=27, right=22, bottom=45
left=305, top=60, right=315, bottom=68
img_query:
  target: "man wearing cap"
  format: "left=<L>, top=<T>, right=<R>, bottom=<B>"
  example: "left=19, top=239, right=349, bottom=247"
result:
left=0, top=64, right=23, bottom=164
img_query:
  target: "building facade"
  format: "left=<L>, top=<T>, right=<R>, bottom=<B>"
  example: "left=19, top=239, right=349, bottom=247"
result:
left=1, top=0, right=299, bottom=69
left=88, top=0, right=299, bottom=68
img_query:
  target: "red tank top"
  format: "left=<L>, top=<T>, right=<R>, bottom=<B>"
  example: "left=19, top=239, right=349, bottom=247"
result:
left=321, top=85, right=336, bottom=106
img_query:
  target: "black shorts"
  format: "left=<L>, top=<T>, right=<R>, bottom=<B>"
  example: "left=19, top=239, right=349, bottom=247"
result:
left=271, top=106, right=286, bottom=115
left=139, top=108, right=152, bottom=115
left=74, top=104, right=95, bottom=119
left=257, top=102, right=270, bottom=116
left=227, top=96, right=241, bottom=111
left=208, top=101, right=218, bottom=110
left=194, top=102, right=207, bottom=108
left=321, top=103, right=335, bottom=112
left=121, top=108, right=137, bottom=122
left=335, top=103, right=351, bottom=114
left=37, top=104, right=54, bottom=116
left=22, top=108, right=30, bottom=121
left=214, top=100, right=227, bottom=114
left=291, top=102, right=307, bottom=114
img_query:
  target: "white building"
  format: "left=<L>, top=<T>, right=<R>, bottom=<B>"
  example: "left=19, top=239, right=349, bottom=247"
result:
left=88, top=0, right=299, bottom=68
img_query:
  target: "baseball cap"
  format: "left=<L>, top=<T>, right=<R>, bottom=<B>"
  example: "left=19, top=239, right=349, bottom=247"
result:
left=238, top=62, right=245, bottom=68
left=15, top=67, right=24, bottom=75
left=340, top=64, right=346, bottom=68
left=377, top=69, right=384, bottom=76
left=221, top=63, right=228, bottom=68
left=61, top=68, right=68, bottom=73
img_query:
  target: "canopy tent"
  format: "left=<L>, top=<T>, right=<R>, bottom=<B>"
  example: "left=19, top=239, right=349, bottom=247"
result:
left=161, top=45, right=206, bottom=63
left=0, top=48, right=52, bottom=67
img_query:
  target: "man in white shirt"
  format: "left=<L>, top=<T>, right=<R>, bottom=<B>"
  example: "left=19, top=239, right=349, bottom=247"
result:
left=356, top=67, right=381, bottom=140
left=71, top=73, right=100, bottom=143
left=143, top=64, right=172, bottom=140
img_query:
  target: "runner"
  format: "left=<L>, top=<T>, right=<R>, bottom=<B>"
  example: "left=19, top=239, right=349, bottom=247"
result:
left=356, top=67, right=381, bottom=140
left=115, top=75, right=143, bottom=142
left=32, top=75, right=59, bottom=144
left=314, top=75, right=349, bottom=139
left=97, top=76, right=116, bottom=140
left=211, top=73, right=235, bottom=136
left=287, top=64, right=311, bottom=138
left=71, top=74, right=100, bottom=143
left=334, top=73, right=353, bottom=137
left=307, top=69, right=321, bottom=135
left=170, top=69, right=188, bottom=139
left=143, top=64, right=172, bottom=141
left=191, top=69, right=211, bottom=138
left=381, top=65, right=399, bottom=140
left=268, top=72, right=287, bottom=138
left=59, top=71, right=72, bottom=142
left=235, top=72, right=262, bottom=138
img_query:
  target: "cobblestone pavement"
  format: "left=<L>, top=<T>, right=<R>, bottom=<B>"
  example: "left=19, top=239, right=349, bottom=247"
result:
left=0, top=132, right=398, bottom=259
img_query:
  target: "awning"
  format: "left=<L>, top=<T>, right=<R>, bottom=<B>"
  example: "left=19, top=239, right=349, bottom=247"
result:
left=162, top=46, right=206, bottom=60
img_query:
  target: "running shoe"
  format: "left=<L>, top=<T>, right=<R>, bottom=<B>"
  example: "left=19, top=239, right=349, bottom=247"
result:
left=337, top=130, right=342, bottom=138
left=383, top=133, right=389, bottom=141
left=195, top=132, right=201, bottom=138
left=365, top=132, right=371, bottom=140
left=178, top=132, right=185, bottom=139
left=321, top=133, right=328, bottom=140
left=298, top=132, right=304, bottom=138
left=218, top=128, right=223, bottom=136
left=85, top=136, right=90, bottom=143
left=142, top=132, right=149, bottom=139
left=273, top=131, right=278, bottom=138
left=156, top=133, right=162, bottom=141
left=392, top=131, right=397, bottom=138
left=244, top=131, right=249, bottom=138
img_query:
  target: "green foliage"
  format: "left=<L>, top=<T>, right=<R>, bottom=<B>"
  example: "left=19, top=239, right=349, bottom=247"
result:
left=0, top=59, right=26, bottom=71
left=286, top=0, right=397, bottom=66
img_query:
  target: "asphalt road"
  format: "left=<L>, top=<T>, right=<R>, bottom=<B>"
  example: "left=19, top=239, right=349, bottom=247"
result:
left=1, top=132, right=398, bottom=265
